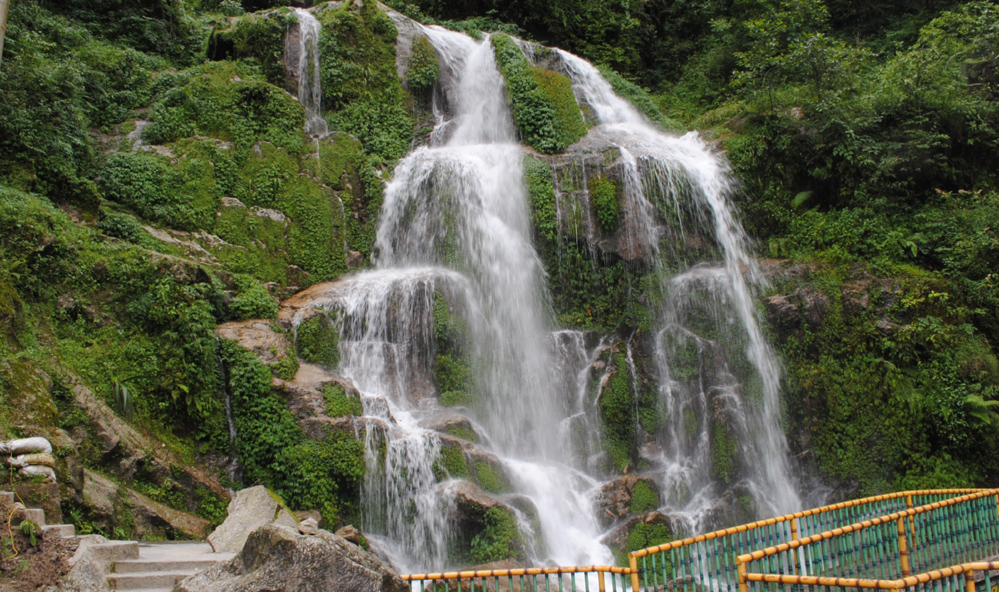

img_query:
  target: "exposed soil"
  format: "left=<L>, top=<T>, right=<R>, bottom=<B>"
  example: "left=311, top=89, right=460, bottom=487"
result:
left=0, top=495, right=79, bottom=592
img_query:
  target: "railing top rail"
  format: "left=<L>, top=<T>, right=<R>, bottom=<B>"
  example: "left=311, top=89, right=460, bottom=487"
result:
left=403, top=564, right=633, bottom=581
left=735, top=489, right=999, bottom=565
left=742, top=560, right=999, bottom=590
left=631, top=489, right=986, bottom=559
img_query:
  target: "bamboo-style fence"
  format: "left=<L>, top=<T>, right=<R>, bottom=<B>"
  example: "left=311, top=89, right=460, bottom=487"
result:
left=402, top=489, right=991, bottom=592
left=736, top=489, right=999, bottom=592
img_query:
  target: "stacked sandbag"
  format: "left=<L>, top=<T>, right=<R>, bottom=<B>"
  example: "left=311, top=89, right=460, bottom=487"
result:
left=2, top=437, right=57, bottom=483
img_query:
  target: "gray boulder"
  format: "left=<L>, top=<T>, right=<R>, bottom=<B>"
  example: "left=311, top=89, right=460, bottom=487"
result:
left=176, top=524, right=409, bottom=592
left=208, top=486, right=298, bottom=553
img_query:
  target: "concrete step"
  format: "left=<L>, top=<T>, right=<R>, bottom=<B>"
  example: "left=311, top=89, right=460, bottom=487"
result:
left=42, top=524, right=76, bottom=538
left=21, top=508, right=46, bottom=527
left=114, top=557, right=226, bottom=574
left=0, top=491, right=13, bottom=505
left=107, top=571, right=197, bottom=590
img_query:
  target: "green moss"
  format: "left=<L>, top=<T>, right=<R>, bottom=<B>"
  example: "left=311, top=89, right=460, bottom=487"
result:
left=444, top=425, right=478, bottom=442
left=491, top=34, right=585, bottom=154
left=470, top=506, right=524, bottom=563
left=296, top=314, right=341, bottom=369
left=234, top=142, right=345, bottom=282
left=323, top=383, right=363, bottom=417
left=319, top=133, right=384, bottom=262
left=601, top=353, right=635, bottom=472
left=438, top=444, right=469, bottom=479
left=433, top=292, right=476, bottom=405
left=525, top=156, right=557, bottom=243
left=629, top=480, right=660, bottom=515
left=710, top=416, right=738, bottom=485
left=473, top=461, right=510, bottom=494
left=406, top=35, right=440, bottom=93
left=212, top=201, right=292, bottom=285
left=590, top=176, right=619, bottom=234
left=99, top=146, right=221, bottom=231
left=219, top=338, right=303, bottom=486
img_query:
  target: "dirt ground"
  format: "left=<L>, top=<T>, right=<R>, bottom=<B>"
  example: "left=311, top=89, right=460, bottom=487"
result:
left=0, top=495, right=79, bottom=592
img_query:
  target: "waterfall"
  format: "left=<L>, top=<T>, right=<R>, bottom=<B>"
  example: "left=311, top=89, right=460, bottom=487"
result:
left=556, top=50, right=802, bottom=524
left=286, top=15, right=801, bottom=572
left=294, top=8, right=328, bottom=138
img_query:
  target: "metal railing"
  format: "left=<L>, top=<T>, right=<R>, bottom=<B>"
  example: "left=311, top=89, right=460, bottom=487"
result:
left=735, top=490, right=999, bottom=592
left=401, top=490, right=987, bottom=592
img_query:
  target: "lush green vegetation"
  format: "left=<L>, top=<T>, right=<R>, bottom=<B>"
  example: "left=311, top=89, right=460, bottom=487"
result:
left=491, top=34, right=586, bottom=153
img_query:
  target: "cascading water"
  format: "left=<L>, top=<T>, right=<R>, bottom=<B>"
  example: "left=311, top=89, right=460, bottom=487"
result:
left=287, top=14, right=802, bottom=574
left=292, top=25, right=613, bottom=571
left=555, top=50, right=802, bottom=526
left=294, top=8, right=328, bottom=138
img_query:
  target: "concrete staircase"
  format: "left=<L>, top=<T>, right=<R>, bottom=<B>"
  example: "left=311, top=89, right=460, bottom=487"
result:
left=1, top=489, right=76, bottom=538
left=106, top=542, right=234, bottom=591
left=4, top=489, right=233, bottom=590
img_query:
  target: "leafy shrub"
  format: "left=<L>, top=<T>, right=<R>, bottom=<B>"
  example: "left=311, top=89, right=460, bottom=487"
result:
left=590, top=176, right=618, bottom=234
left=524, top=156, right=557, bottom=243
left=469, top=507, right=524, bottom=563
left=629, top=480, right=659, bottom=514
left=600, top=353, right=635, bottom=472
left=491, top=34, right=585, bottom=153
left=322, top=383, right=363, bottom=417
left=318, top=0, right=414, bottom=161
left=279, top=431, right=366, bottom=525
left=406, top=35, right=440, bottom=93
left=229, top=275, right=278, bottom=321
left=143, top=61, right=306, bottom=163
left=97, top=211, right=154, bottom=247
left=295, top=314, right=340, bottom=368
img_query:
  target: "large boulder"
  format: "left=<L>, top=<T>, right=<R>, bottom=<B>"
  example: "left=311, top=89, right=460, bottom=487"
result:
left=208, top=486, right=298, bottom=553
left=177, top=524, right=409, bottom=592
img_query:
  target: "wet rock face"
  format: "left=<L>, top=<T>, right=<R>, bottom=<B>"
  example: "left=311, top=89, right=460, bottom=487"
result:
left=178, top=524, right=409, bottom=592
left=593, top=475, right=661, bottom=528
left=217, top=319, right=294, bottom=368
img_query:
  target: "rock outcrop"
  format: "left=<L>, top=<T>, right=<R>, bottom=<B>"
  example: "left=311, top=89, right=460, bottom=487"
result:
left=177, top=524, right=409, bottom=592
left=83, top=469, right=210, bottom=539
left=208, top=485, right=299, bottom=553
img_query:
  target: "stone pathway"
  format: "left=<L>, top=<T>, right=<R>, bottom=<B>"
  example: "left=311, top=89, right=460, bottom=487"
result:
left=107, top=541, right=234, bottom=591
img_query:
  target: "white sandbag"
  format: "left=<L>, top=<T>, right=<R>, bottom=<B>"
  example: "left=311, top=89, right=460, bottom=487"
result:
left=5, top=453, right=56, bottom=468
left=1, top=437, right=53, bottom=455
left=18, top=465, right=57, bottom=483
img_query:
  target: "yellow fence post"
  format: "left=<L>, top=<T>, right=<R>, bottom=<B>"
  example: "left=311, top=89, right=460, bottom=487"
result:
left=629, top=554, right=640, bottom=592
left=790, top=518, right=799, bottom=575
left=897, top=518, right=912, bottom=577
left=966, top=570, right=977, bottom=592
left=906, top=494, right=918, bottom=548
left=738, top=561, right=749, bottom=592
left=597, top=570, right=606, bottom=592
